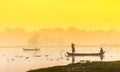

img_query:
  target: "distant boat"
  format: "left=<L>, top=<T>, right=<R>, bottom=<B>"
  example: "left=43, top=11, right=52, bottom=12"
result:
left=23, top=48, right=40, bottom=51
left=66, top=51, right=105, bottom=56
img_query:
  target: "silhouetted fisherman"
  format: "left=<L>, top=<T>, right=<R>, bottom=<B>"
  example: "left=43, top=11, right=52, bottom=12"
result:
left=100, top=47, right=105, bottom=61
left=71, top=43, right=75, bottom=53
left=100, top=47, right=104, bottom=54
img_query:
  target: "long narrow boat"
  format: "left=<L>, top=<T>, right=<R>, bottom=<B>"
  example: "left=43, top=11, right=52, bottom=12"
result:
left=66, top=51, right=105, bottom=56
left=23, top=48, right=40, bottom=51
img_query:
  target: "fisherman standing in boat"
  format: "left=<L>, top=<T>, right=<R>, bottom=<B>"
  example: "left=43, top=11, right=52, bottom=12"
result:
left=71, top=43, right=75, bottom=53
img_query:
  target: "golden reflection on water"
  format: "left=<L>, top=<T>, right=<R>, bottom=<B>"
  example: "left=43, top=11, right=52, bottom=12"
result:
left=0, top=46, right=120, bottom=72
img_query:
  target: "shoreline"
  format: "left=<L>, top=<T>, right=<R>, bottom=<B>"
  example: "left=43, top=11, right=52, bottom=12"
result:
left=28, top=60, right=120, bottom=72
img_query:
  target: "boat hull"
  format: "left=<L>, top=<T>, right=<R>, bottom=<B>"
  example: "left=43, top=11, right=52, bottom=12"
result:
left=66, top=52, right=105, bottom=56
left=23, top=48, right=40, bottom=51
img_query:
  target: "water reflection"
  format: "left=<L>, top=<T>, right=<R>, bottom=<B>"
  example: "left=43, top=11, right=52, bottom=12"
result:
left=72, top=55, right=75, bottom=64
left=100, top=54, right=104, bottom=61
left=0, top=46, right=120, bottom=72
left=68, top=54, right=105, bottom=64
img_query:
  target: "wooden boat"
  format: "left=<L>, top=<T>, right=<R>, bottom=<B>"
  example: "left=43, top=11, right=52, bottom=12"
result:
left=66, top=51, right=105, bottom=56
left=23, top=48, right=40, bottom=51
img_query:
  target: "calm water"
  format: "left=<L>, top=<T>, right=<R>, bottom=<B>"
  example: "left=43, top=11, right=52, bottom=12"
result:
left=0, top=46, right=120, bottom=72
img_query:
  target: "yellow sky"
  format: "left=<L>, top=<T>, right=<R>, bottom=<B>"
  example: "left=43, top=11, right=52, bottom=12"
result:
left=0, top=0, right=120, bottom=32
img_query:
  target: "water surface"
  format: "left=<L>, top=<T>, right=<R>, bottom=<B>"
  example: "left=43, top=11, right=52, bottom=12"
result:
left=0, top=46, right=120, bottom=72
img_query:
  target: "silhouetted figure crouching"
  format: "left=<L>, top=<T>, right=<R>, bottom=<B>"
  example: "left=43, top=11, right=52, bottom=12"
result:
left=100, top=47, right=104, bottom=54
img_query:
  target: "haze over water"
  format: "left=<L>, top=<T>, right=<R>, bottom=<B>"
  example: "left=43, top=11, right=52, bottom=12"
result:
left=0, top=46, right=120, bottom=72
left=1, top=0, right=120, bottom=72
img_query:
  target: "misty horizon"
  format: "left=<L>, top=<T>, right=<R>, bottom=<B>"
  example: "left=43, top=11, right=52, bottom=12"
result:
left=0, top=27, right=120, bottom=32
left=0, top=27, right=120, bottom=46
